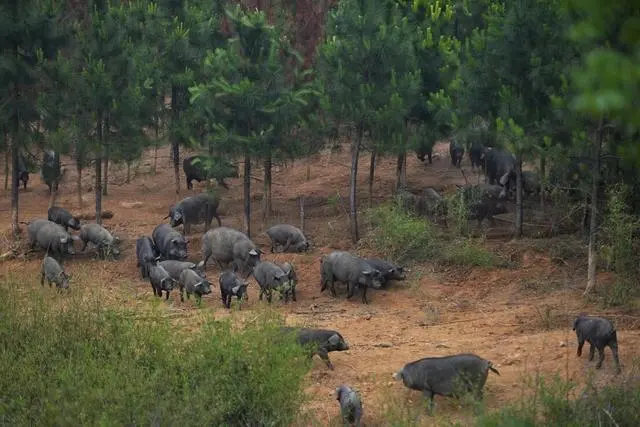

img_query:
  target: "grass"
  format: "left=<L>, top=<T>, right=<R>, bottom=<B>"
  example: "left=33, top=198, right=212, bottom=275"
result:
left=0, top=280, right=311, bottom=426
left=363, top=204, right=499, bottom=268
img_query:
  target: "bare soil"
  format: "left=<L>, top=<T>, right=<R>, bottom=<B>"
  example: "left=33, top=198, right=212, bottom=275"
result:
left=1, top=142, right=639, bottom=426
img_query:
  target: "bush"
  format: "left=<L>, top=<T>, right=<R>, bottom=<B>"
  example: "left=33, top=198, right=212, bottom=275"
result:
left=474, top=373, right=640, bottom=427
left=364, top=204, right=439, bottom=263
left=0, top=282, right=310, bottom=426
left=440, top=238, right=497, bottom=267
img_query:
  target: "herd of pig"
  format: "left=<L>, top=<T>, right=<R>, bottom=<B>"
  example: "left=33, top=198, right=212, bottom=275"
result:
left=22, top=189, right=623, bottom=423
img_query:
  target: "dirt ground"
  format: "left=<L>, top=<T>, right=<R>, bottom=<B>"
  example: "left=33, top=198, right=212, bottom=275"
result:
left=1, top=141, right=639, bottom=426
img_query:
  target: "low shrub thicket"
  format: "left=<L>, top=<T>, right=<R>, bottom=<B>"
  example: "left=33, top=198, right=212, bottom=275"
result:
left=364, top=204, right=497, bottom=267
left=0, top=282, right=310, bottom=426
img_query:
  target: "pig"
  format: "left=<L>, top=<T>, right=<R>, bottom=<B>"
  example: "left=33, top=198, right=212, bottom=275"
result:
left=165, top=192, right=221, bottom=235
left=522, top=170, right=541, bottom=196
left=149, top=263, right=176, bottom=299
left=27, top=219, right=56, bottom=249
left=41, top=150, right=64, bottom=193
left=219, top=270, right=249, bottom=309
left=320, top=251, right=383, bottom=304
left=364, top=258, right=406, bottom=288
left=449, top=140, right=465, bottom=167
left=392, top=353, right=500, bottom=411
left=282, top=327, right=350, bottom=370
left=159, top=260, right=206, bottom=282
left=33, top=222, right=77, bottom=257
left=252, top=261, right=289, bottom=303
left=136, top=236, right=159, bottom=279
left=48, top=206, right=81, bottom=231
left=573, top=314, right=621, bottom=373
left=415, top=141, right=434, bottom=164
left=79, top=223, right=121, bottom=258
left=469, top=141, right=486, bottom=170
left=265, top=224, right=309, bottom=253
left=17, top=155, right=29, bottom=189
left=335, top=385, right=363, bottom=427
left=153, top=223, right=188, bottom=261
left=40, top=255, right=70, bottom=289
left=201, top=226, right=261, bottom=276
left=483, top=148, right=516, bottom=195
left=279, top=262, right=297, bottom=302
left=458, top=184, right=507, bottom=227
left=183, top=155, right=239, bottom=190
left=178, top=268, right=212, bottom=304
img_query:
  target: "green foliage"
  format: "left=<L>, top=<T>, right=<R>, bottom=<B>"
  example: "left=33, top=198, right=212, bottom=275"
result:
left=364, top=204, right=497, bottom=267
left=364, top=204, right=439, bottom=263
left=319, top=0, right=421, bottom=154
left=0, top=283, right=310, bottom=425
left=474, top=373, right=640, bottom=427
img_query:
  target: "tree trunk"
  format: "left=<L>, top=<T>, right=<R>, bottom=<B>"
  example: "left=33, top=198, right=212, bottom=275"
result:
left=171, top=85, right=184, bottom=196
left=243, top=152, right=251, bottom=238
left=514, top=156, right=523, bottom=238
left=539, top=154, right=545, bottom=210
left=349, top=126, right=362, bottom=243
left=95, top=118, right=103, bottom=225
left=263, top=153, right=272, bottom=220
left=126, top=162, right=131, bottom=184
left=368, top=150, right=376, bottom=208
left=77, top=163, right=83, bottom=209
left=306, top=163, right=311, bottom=181
left=396, top=151, right=407, bottom=191
left=584, top=120, right=603, bottom=296
left=102, top=149, right=109, bottom=196
left=152, top=117, right=159, bottom=175
left=4, top=143, right=8, bottom=191
left=10, top=136, right=19, bottom=237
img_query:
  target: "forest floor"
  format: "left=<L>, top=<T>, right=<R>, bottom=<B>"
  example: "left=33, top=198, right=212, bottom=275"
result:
left=1, top=141, right=639, bottom=426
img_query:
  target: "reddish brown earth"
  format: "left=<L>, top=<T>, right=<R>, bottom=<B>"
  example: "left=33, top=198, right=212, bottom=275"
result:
left=1, top=142, right=639, bottom=426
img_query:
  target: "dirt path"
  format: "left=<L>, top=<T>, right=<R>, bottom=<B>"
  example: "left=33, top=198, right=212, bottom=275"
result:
left=1, top=142, right=638, bottom=425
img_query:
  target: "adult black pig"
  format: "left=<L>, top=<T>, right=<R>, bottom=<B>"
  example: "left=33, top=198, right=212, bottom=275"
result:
left=320, top=251, right=383, bottom=304
left=252, top=261, right=289, bottom=303
left=265, top=224, right=309, bottom=253
left=281, top=327, right=350, bottom=370
left=41, top=150, right=64, bottom=193
left=136, top=236, right=159, bottom=279
left=32, top=222, right=77, bottom=257
left=165, top=192, right=221, bottom=235
left=153, top=223, right=188, bottom=261
left=48, top=206, right=81, bottom=231
left=573, top=314, right=621, bottom=373
left=364, top=258, right=406, bottom=288
left=219, top=270, right=249, bottom=309
left=201, top=226, right=261, bottom=276
left=393, top=353, right=500, bottom=411
left=183, top=155, right=239, bottom=190
left=449, top=141, right=465, bottom=167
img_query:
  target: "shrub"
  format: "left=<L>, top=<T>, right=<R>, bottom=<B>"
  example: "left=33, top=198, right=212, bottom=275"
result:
left=363, top=204, right=439, bottom=263
left=440, top=238, right=497, bottom=267
left=0, top=282, right=310, bottom=426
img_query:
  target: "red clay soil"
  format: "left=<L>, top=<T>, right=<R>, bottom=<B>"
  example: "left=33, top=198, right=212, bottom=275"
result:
left=1, top=142, right=638, bottom=426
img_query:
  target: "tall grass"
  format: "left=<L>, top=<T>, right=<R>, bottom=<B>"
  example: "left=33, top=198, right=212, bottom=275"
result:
left=0, top=281, right=310, bottom=426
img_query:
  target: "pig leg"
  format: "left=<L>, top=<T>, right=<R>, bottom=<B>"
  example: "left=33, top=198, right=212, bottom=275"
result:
left=588, top=344, right=595, bottom=361
left=346, top=282, right=355, bottom=299
left=317, top=348, right=334, bottom=370
left=40, top=272, right=45, bottom=287
left=213, top=213, right=221, bottom=227
left=361, top=285, right=369, bottom=304
left=80, top=240, right=88, bottom=251
left=423, top=390, right=435, bottom=414
left=291, top=285, right=297, bottom=302
left=595, top=346, right=606, bottom=369
left=577, top=337, right=585, bottom=357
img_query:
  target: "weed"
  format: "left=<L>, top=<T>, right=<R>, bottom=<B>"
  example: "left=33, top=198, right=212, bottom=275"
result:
left=440, top=239, right=497, bottom=267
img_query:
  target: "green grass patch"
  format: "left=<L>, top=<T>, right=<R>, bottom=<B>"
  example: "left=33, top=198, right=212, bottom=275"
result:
left=0, top=281, right=310, bottom=425
left=363, top=204, right=498, bottom=268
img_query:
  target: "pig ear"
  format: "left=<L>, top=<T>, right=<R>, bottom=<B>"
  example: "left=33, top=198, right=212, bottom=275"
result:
left=71, top=235, right=81, bottom=241
left=171, top=238, right=177, bottom=245
left=362, top=271, right=372, bottom=277
left=232, top=285, right=240, bottom=294
left=387, top=268, right=395, bottom=274
left=196, top=260, right=205, bottom=268
left=113, top=236, right=121, bottom=243
left=248, top=249, right=258, bottom=256
left=335, top=387, right=341, bottom=399
left=328, top=334, right=340, bottom=346
left=60, top=237, right=68, bottom=244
